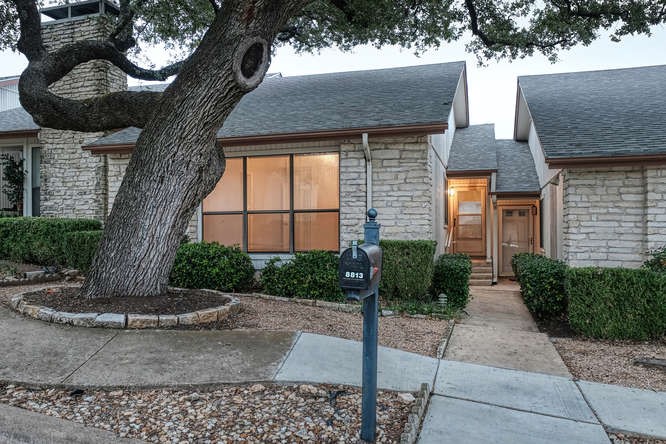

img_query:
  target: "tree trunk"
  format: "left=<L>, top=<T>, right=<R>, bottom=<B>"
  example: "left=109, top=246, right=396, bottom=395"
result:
left=81, top=1, right=303, bottom=298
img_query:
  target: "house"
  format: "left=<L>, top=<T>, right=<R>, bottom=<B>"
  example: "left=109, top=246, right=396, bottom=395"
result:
left=515, top=65, right=666, bottom=269
left=1, top=1, right=663, bottom=279
left=0, top=1, right=469, bottom=269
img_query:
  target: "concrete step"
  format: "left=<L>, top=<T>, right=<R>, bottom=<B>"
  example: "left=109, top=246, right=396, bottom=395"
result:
left=471, top=273, right=492, bottom=280
left=469, top=278, right=492, bottom=286
left=471, top=266, right=492, bottom=272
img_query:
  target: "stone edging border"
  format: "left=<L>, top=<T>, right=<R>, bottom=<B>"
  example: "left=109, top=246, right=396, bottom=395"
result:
left=0, top=269, right=75, bottom=288
left=400, top=382, right=431, bottom=444
left=8, top=287, right=240, bottom=329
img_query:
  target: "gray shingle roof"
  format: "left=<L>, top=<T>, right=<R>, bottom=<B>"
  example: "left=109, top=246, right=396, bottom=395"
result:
left=448, top=124, right=539, bottom=194
left=0, top=107, right=39, bottom=133
left=86, top=62, right=465, bottom=147
left=495, top=139, right=540, bottom=193
left=519, top=64, right=666, bottom=159
left=448, top=124, right=497, bottom=172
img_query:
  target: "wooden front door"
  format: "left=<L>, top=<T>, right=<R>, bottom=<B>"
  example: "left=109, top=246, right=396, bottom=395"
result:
left=453, top=187, right=485, bottom=256
left=500, top=207, right=533, bottom=275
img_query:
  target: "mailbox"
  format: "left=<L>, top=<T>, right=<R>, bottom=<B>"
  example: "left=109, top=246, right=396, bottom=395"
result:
left=339, top=242, right=382, bottom=293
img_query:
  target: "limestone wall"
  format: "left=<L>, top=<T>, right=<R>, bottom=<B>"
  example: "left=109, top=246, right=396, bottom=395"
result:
left=39, top=16, right=127, bottom=220
left=339, top=135, right=433, bottom=250
left=562, top=166, right=666, bottom=268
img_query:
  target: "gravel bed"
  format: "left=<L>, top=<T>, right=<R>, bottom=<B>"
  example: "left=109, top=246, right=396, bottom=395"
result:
left=0, top=383, right=413, bottom=443
left=551, top=337, right=666, bottom=391
left=609, top=432, right=666, bottom=444
left=232, top=295, right=450, bottom=357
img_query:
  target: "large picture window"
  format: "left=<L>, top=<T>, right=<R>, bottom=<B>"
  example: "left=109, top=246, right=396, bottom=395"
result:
left=202, top=153, right=339, bottom=253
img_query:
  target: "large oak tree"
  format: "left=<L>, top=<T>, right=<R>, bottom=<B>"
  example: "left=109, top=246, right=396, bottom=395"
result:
left=1, top=0, right=664, bottom=298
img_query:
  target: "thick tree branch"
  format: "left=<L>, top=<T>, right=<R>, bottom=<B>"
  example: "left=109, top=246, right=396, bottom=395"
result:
left=12, top=0, right=44, bottom=59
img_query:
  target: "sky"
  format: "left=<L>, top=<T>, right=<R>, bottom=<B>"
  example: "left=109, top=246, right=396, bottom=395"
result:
left=1, top=24, right=665, bottom=139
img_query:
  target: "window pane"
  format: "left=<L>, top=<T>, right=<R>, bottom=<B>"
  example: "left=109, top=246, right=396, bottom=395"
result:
left=294, top=153, right=339, bottom=210
left=203, top=214, right=243, bottom=247
left=248, top=213, right=289, bottom=252
left=203, top=158, right=243, bottom=212
left=295, top=212, right=339, bottom=251
left=247, top=156, right=289, bottom=210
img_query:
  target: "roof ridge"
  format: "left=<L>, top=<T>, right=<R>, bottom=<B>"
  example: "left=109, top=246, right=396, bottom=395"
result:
left=518, top=63, right=666, bottom=81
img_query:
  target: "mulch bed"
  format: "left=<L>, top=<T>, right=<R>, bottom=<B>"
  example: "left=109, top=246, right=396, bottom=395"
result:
left=22, top=287, right=232, bottom=315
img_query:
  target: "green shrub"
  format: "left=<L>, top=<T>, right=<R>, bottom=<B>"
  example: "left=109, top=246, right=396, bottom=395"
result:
left=170, top=242, right=255, bottom=292
left=567, top=267, right=666, bottom=340
left=511, top=252, right=533, bottom=278
left=643, top=245, right=666, bottom=273
left=431, top=253, right=472, bottom=309
left=0, top=217, right=102, bottom=265
left=512, top=253, right=567, bottom=319
left=62, top=230, right=102, bottom=272
left=378, top=240, right=437, bottom=303
left=260, top=251, right=343, bottom=302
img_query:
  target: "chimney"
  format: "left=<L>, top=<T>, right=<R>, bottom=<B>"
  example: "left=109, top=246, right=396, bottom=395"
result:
left=38, top=0, right=128, bottom=221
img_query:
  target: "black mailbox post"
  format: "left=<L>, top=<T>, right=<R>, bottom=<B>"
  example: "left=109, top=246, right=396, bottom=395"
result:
left=339, top=208, right=382, bottom=442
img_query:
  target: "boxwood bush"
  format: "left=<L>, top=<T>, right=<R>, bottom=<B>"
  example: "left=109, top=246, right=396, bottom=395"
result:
left=170, top=242, right=255, bottom=292
left=260, top=250, right=343, bottom=302
left=512, top=253, right=567, bottom=319
left=0, top=217, right=102, bottom=265
left=567, top=267, right=666, bottom=340
left=431, top=253, right=472, bottom=309
left=62, top=230, right=102, bottom=272
left=379, top=240, right=437, bottom=303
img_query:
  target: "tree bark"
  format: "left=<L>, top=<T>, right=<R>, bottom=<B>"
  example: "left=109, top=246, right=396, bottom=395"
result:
left=81, top=0, right=305, bottom=298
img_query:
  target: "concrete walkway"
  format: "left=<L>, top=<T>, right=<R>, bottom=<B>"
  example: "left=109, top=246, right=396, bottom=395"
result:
left=1, top=302, right=665, bottom=442
left=445, top=282, right=571, bottom=376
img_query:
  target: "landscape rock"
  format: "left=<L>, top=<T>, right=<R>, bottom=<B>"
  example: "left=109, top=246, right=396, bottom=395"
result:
left=398, top=393, right=416, bottom=403
left=23, top=270, right=46, bottom=279
left=36, top=307, right=56, bottom=322
left=94, top=313, right=126, bottom=328
left=68, top=313, right=99, bottom=327
left=158, top=315, right=178, bottom=328
left=196, top=308, right=219, bottom=324
left=177, top=312, right=199, bottom=325
left=127, top=314, right=159, bottom=329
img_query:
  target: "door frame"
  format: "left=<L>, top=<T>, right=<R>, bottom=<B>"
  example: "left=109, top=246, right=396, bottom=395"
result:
left=497, top=202, right=537, bottom=276
left=450, top=179, right=487, bottom=258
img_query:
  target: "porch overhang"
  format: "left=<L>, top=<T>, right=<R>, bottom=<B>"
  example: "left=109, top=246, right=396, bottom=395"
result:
left=83, top=122, right=448, bottom=155
left=446, top=169, right=495, bottom=177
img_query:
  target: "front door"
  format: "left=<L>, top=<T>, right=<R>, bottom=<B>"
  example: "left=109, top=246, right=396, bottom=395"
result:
left=453, top=188, right=485, bottom=257
left=500, top=207, right=533, bottom=275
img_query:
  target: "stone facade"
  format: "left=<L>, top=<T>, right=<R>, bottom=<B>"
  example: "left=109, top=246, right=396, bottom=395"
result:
left=340, top=135, right=433, bottom=250
left=646, top=166, right=666, bottom=251
left=562, top=166, right=666, bottom=268
left=39, top=16, right=127, bottom=220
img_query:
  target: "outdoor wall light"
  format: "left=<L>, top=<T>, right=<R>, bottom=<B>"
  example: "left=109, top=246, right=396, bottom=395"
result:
left=448, top=188, right=456, bottom=196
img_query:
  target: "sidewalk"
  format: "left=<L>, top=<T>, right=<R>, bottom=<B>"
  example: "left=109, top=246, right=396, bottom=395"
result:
left=445, top=282, right=571, bottom=376
left=1, top=303, right=665, bottom=442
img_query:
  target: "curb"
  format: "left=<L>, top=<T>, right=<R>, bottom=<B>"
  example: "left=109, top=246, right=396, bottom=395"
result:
left=436, top=320, right=456, bottom=359
left=9, top=287, right=241, bottom=329
left=400, top=382, right=431, bottom=444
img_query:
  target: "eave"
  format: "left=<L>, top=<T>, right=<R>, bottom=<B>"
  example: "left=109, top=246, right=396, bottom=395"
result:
left=546, top=153, right=666, bottom=168
left=0, top=130, right=39, bottom=140
left=83, top=122, right=448, bottom=154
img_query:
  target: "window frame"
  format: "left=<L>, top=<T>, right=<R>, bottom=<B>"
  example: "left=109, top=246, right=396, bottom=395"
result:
left=202, top=152, right=340, bottom=254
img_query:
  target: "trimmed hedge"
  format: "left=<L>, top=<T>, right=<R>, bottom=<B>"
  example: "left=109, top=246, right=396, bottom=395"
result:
left=567, top=267, right=666, bottom=340
left=0, top=217, right=102, bottom=265
left=261, top=250, right=343, bottom=302
left=62, top=230, right=102, bottom=272
left=512, top=253, right=567, bottom=319
left=431, top=253, right=472, bottom=309
left=170, top=242, right=255, bottom=292
left=379, top=240, right=437, bottom=302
